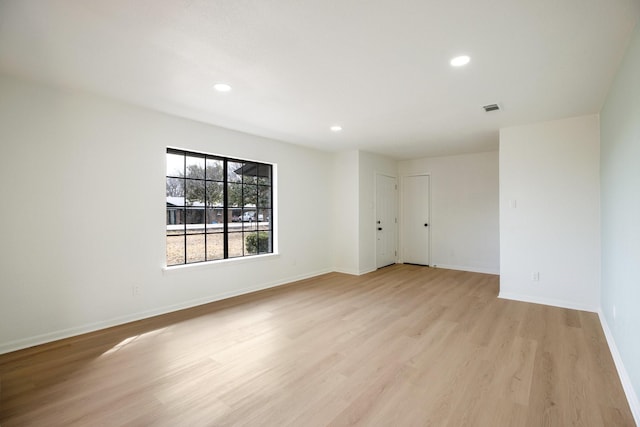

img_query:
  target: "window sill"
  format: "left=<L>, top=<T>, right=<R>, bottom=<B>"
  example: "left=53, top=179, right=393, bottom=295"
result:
left=162, top=252, right=280, bottom=274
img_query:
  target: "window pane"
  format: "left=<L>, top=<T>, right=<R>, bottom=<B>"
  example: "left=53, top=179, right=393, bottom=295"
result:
left=206, top=158, right=223, bottom=181
left=228, top=161, right=243, bottom=183
left=243, top=184, right=258, bottom=207
left=258, top=233, right=272, bottom=255
left=167, top=207, right=186, bottom=231
left=205, top=182, right=223, bottom=207
left=242, top=162, right=258, bottom=185
left=186, top=208, right=205, bottom=234
left=241, top=162, right=258, bottom=176
left=245, top=231, right=270, bottom=256
left=186, top=156, right=205, bottom=179
left=228, top=232, right=244, bottom=258
left=206, top=233, right=224, bottom=261
left=228, top=208, right=242, bottom=226
left=166, top=177, right=184, bottom=201
left=258, top=165, right=272, bottom=185
left=228, top=183, right=242, bottom=208
left=258, top=185, right=271, bottom=208
left=243, top=219, right=257, bottom=231
left=186, top=234, right=206, bottom=263
left=206, top=208, right=224, bottom=230
left=166, top=153, right=184, bottom=177
left=258, top=209, right=271, bottom=228
left=240, top=206, right=259, bottom=223
left=166, top=235, right=185, bottom=265
left=185, top=179, right=205, bottom=206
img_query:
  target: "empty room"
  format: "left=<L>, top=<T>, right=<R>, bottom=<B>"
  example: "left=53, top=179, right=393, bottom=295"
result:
left=1, top=1, right=639, bottom=426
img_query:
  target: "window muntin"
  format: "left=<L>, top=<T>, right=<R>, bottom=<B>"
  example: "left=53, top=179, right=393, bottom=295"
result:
left=166, top=148, right=273, bottom=266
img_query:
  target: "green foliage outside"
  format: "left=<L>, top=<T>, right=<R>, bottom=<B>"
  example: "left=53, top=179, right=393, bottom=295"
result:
left=167, top=163, right=270, bottom=208
left=245, top=231, right=270, bottom=254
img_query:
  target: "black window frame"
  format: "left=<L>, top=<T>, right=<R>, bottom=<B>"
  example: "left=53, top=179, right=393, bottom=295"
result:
left=166, top=148, right=274, bottom=266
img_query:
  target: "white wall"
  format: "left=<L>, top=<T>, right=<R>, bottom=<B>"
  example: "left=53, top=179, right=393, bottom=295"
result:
left=358, top=151, right=398, bottom=274
left=331, top=150, right=360, bottom=275
left=600, top=21, right=640, bottom=421
left=0, top=74, right=333, bottom=353
left=499, top=115, right=601, bottom=311
left=330, top=150, right=398, bottom=275
left=398, top=151, right=500, bottom=274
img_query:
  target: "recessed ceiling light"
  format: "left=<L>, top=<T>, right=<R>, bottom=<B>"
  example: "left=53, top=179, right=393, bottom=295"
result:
left=330, top=125, right=343, bottom=132
left=213, top=83, right=232, bottom=92
left=450, top=55, right=470, bottom=67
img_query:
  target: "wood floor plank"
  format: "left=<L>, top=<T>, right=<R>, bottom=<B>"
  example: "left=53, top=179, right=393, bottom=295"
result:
left=0, top=265, right=634, bottom=426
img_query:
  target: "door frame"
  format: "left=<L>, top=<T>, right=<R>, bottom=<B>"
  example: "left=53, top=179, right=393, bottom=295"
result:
left=400, top=173, right=431, bottom=266
left=374, top=172, right=398, bottom=269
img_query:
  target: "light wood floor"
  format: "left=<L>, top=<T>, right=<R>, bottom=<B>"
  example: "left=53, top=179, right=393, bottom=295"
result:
left=0, top=265, right=634, bottom=426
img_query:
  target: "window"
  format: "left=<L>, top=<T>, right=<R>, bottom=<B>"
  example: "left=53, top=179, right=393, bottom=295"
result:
left=166, top=148, right=273, bottom=266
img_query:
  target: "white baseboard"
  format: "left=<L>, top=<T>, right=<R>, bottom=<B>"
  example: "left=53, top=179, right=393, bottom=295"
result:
left=332, top=268, right=360, bottom=276
left=0, top=268, right=332, bottom=355
left=498, top=292, right=598, bottom=313
left=358, top=267, right=377, bottom=275
left=332, top=267, right=377, bottom=276
left=431, top=263, right=500, bottom=275
left=598, top=310, right=640, bottom=425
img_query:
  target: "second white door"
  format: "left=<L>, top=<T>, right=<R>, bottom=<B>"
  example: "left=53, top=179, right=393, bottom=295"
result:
left=402, top=175, right=430, bottom=265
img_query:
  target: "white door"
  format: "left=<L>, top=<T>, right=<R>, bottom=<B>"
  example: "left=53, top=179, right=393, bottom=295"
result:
left=402, top=175, right=430, bottom=265
left=376, top=174, right=398, bottom=268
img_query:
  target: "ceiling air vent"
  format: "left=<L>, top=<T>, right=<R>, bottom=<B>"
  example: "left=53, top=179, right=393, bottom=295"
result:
left=482, top=103, right=500, bottom=112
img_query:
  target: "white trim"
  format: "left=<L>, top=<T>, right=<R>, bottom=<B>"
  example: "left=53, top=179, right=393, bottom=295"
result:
left=432, top=263, right=499, bottom=275
left=0, top=268, right=332, bottom=355
left=498, top=292, right=597, bottom=313
left=162, top=252, right=280, bottom=273
left=598, top=310, right=640, bottom=425
left=333, top=267, right=378, bottom=276
left=332, top=268, right=360, bottom=276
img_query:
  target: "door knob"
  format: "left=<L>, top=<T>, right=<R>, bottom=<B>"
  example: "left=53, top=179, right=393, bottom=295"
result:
left=424, top=223, right=429, bottom=227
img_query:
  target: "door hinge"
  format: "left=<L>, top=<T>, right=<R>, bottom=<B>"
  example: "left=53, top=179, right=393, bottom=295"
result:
left=395, top=218, right=397, bottom=223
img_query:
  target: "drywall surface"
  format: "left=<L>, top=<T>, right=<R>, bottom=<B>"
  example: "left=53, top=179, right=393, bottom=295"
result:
left=358, top=151, right=398, bottom=274
left=332, top=150, right=360, bottom=275
left=398, top=151, right=499, bottom=274
left=0, top=74, right=333, bottom=353
left=600, top=21, right=640, bottom=420
left=499, top=115, right=600, bottom=311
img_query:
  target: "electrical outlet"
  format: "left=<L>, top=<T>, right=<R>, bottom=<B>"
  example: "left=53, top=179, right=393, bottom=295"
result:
left=613, top=305, right=617, bottom=320
left=532, top=272, right=540, bottom=282
left=132, top=284, right=141, bottom=296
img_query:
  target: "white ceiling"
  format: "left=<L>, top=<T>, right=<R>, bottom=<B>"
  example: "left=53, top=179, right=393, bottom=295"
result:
left=1, top=0, right=638, bottom=159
